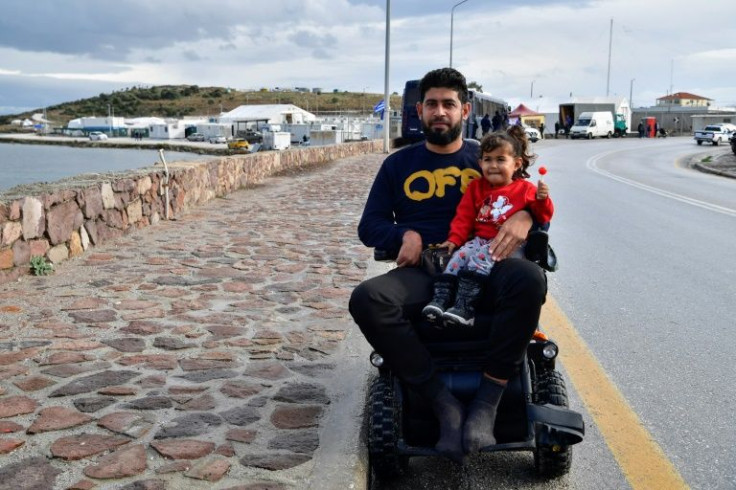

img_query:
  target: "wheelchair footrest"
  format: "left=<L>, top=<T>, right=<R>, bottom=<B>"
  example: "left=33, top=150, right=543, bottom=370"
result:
left=527, top=403, right=585, bottom=446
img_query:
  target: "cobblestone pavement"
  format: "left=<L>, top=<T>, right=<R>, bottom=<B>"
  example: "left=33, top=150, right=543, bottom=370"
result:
left=0, top=152, right=385, bottom=489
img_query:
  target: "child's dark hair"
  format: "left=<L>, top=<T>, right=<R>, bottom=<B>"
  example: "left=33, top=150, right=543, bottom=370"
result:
left=479, top=125, right=537, bottom=179
left=419, top=68, right=468, bottom=104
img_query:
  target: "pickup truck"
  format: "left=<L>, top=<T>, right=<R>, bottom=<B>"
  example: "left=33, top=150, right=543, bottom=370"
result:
left=694, top=124, right=736, bottom=146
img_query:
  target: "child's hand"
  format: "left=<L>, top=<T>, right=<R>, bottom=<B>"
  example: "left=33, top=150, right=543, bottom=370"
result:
left=437, top=240, right=456, bottom=254
left=536, top=181, right=549, bottom=200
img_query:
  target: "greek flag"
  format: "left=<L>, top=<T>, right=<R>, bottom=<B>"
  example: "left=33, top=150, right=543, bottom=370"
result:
left=373, top=99, right=385, bottom=113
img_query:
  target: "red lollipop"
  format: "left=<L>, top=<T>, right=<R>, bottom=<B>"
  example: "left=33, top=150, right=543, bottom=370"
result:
left=538, top=166, right=547, bottom=176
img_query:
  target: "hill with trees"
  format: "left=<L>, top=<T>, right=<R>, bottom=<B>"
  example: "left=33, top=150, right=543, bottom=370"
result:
left=0, top=85, right=403, bottom=130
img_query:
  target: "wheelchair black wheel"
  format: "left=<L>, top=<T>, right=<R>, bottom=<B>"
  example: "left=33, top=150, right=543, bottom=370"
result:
left=368, top=374, right=408, bottom=480
left=533, top=369, right=573, bottom=478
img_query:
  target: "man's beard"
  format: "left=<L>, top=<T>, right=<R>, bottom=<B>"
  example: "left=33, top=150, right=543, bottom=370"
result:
left=422, top=118, right=463, bottom=146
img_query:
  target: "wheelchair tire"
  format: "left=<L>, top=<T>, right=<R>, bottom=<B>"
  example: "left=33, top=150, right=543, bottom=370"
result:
left=533, top=369, right=573, bottom=478
left=368, top=374, right=408, bottom=480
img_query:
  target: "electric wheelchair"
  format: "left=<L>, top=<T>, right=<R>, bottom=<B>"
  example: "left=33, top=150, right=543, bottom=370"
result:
left=366, top=231, right=584, bottom=481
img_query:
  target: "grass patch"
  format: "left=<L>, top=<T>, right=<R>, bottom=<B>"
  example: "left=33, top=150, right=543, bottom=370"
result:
left=29, top=256, right=54, bottom=276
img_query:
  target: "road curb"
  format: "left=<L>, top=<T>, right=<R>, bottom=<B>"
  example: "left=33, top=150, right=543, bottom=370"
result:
left=692, top=161, right=736, bottom=179
left=687, top=145, right=736, bottom=179
left=308, top=260, right=391, bottom=489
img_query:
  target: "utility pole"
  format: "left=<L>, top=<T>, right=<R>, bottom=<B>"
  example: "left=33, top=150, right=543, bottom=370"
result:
left=606, top=18, right=613, bottom=97
left=670, top=59, right=674, bottom=95
left=383, top=0, right=391, bottom=153
left=629, top=78, right=635, bottom=108
left=450, top=0, right=469, bottom=68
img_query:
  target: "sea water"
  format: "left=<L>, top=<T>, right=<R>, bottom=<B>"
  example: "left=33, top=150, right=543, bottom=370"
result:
left=0, top=143, right=207, bottom=192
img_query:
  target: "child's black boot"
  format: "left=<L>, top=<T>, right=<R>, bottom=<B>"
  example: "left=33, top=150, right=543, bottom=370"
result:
left=443, top=270, right=485, bottom=327
left=421, top=274, right=457, bottom=327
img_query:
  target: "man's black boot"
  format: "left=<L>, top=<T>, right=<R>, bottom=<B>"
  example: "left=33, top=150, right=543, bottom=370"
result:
left=443, top=270, right=485, bottom=327
left=422, top=274, right=457, bottom=327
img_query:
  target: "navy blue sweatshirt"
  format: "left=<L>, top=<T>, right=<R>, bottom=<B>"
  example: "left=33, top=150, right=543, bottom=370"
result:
left=358, top=140, right=481, bottom=252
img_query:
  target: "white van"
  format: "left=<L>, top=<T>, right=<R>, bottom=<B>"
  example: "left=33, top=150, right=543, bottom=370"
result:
left=570, top=111, right=614, bottom=139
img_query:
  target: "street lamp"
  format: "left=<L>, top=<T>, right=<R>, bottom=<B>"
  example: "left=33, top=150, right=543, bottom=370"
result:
left=530, top=80, right=535, bottom=99
left=450, top=0, right=469, bottom=68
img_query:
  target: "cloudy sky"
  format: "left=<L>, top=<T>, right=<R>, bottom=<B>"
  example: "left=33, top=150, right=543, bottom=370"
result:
left=1, top=0, right=735, bottom=115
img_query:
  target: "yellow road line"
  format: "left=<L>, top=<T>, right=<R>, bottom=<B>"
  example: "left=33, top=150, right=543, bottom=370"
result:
left=541, top=295, right=689, bottom=490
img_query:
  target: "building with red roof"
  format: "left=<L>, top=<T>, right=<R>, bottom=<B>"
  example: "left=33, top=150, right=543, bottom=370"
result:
left=656, top=92, right=712, bottom=108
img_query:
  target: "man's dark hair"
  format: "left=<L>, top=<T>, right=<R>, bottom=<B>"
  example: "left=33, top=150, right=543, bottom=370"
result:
left=419, top=67, right=468, bottom=104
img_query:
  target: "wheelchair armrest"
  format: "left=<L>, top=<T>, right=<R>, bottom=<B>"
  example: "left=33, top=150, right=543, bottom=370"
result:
left=373, top=248, right=398, bottom=262
left=525, top=230, right=559, bottom=272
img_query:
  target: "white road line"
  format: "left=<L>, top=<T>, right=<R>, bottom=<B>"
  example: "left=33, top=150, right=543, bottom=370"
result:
left=586, top=151, right=736, bottom=217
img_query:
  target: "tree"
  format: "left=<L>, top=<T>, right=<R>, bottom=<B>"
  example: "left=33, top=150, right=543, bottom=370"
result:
left=468, top=81, right=483, bottom=92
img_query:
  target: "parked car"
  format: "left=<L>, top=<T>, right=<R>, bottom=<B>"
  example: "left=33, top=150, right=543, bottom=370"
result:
left=209, top=135, right=227, bottom=144
left=693, top=124, right=736, bottom=146
left=227, top=138, right=250, bottom=152
left=523, top=126, right=541, bottom=142
left=88, top=131, right=108, bottom=141
left=186, top=133, right=206, bottom=142
left=239, top=129, right=263, bottom=144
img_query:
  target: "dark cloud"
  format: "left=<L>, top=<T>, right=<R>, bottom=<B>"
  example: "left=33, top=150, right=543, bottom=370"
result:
left=0, top=0, right=583, bottom=63
left=346, top=0, right=581, bottom=18
left=0, top=0, right=243, bottom=60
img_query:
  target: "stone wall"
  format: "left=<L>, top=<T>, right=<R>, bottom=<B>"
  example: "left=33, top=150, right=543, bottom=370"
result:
left=0, top=140, right=383, bottom=283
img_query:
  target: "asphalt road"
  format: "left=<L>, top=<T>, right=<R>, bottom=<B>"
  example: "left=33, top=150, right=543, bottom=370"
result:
left=372, top=136, right=736, bottom=490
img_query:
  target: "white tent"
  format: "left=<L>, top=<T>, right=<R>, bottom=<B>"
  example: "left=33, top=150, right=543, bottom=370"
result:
left=219, top=104, right=317, bottom=126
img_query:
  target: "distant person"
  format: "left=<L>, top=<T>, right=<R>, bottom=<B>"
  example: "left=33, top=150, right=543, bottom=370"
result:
left=554, top=121, right=560, bottom=139
left=491, top=111, right=502, bottom=132
left=539, top=123, right=545, bottom=140
left=422, top=125, right=553, bottom=327
left=481, top=114, right=491, bottom=136
left=653, top=121, right=658, bottom=138
left=637, top=121, right=644, bottom=138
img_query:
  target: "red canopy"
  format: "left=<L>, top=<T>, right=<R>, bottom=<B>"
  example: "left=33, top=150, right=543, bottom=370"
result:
left=508, top=104, right=542, bottom=117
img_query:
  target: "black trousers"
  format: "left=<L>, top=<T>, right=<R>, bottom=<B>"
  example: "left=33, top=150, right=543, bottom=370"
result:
left=349, top=258, right=547, bottom=384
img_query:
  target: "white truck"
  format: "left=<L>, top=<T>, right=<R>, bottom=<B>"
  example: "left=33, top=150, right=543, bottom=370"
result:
left=569, top=111, right=615, bottom=139
left=693, top=124, right=736, bottom=146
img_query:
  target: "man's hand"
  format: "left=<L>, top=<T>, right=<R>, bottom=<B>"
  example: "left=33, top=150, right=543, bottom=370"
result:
left=489, top=211, right=532, bottom=261
left=396, top=230, right=423, bottom=267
